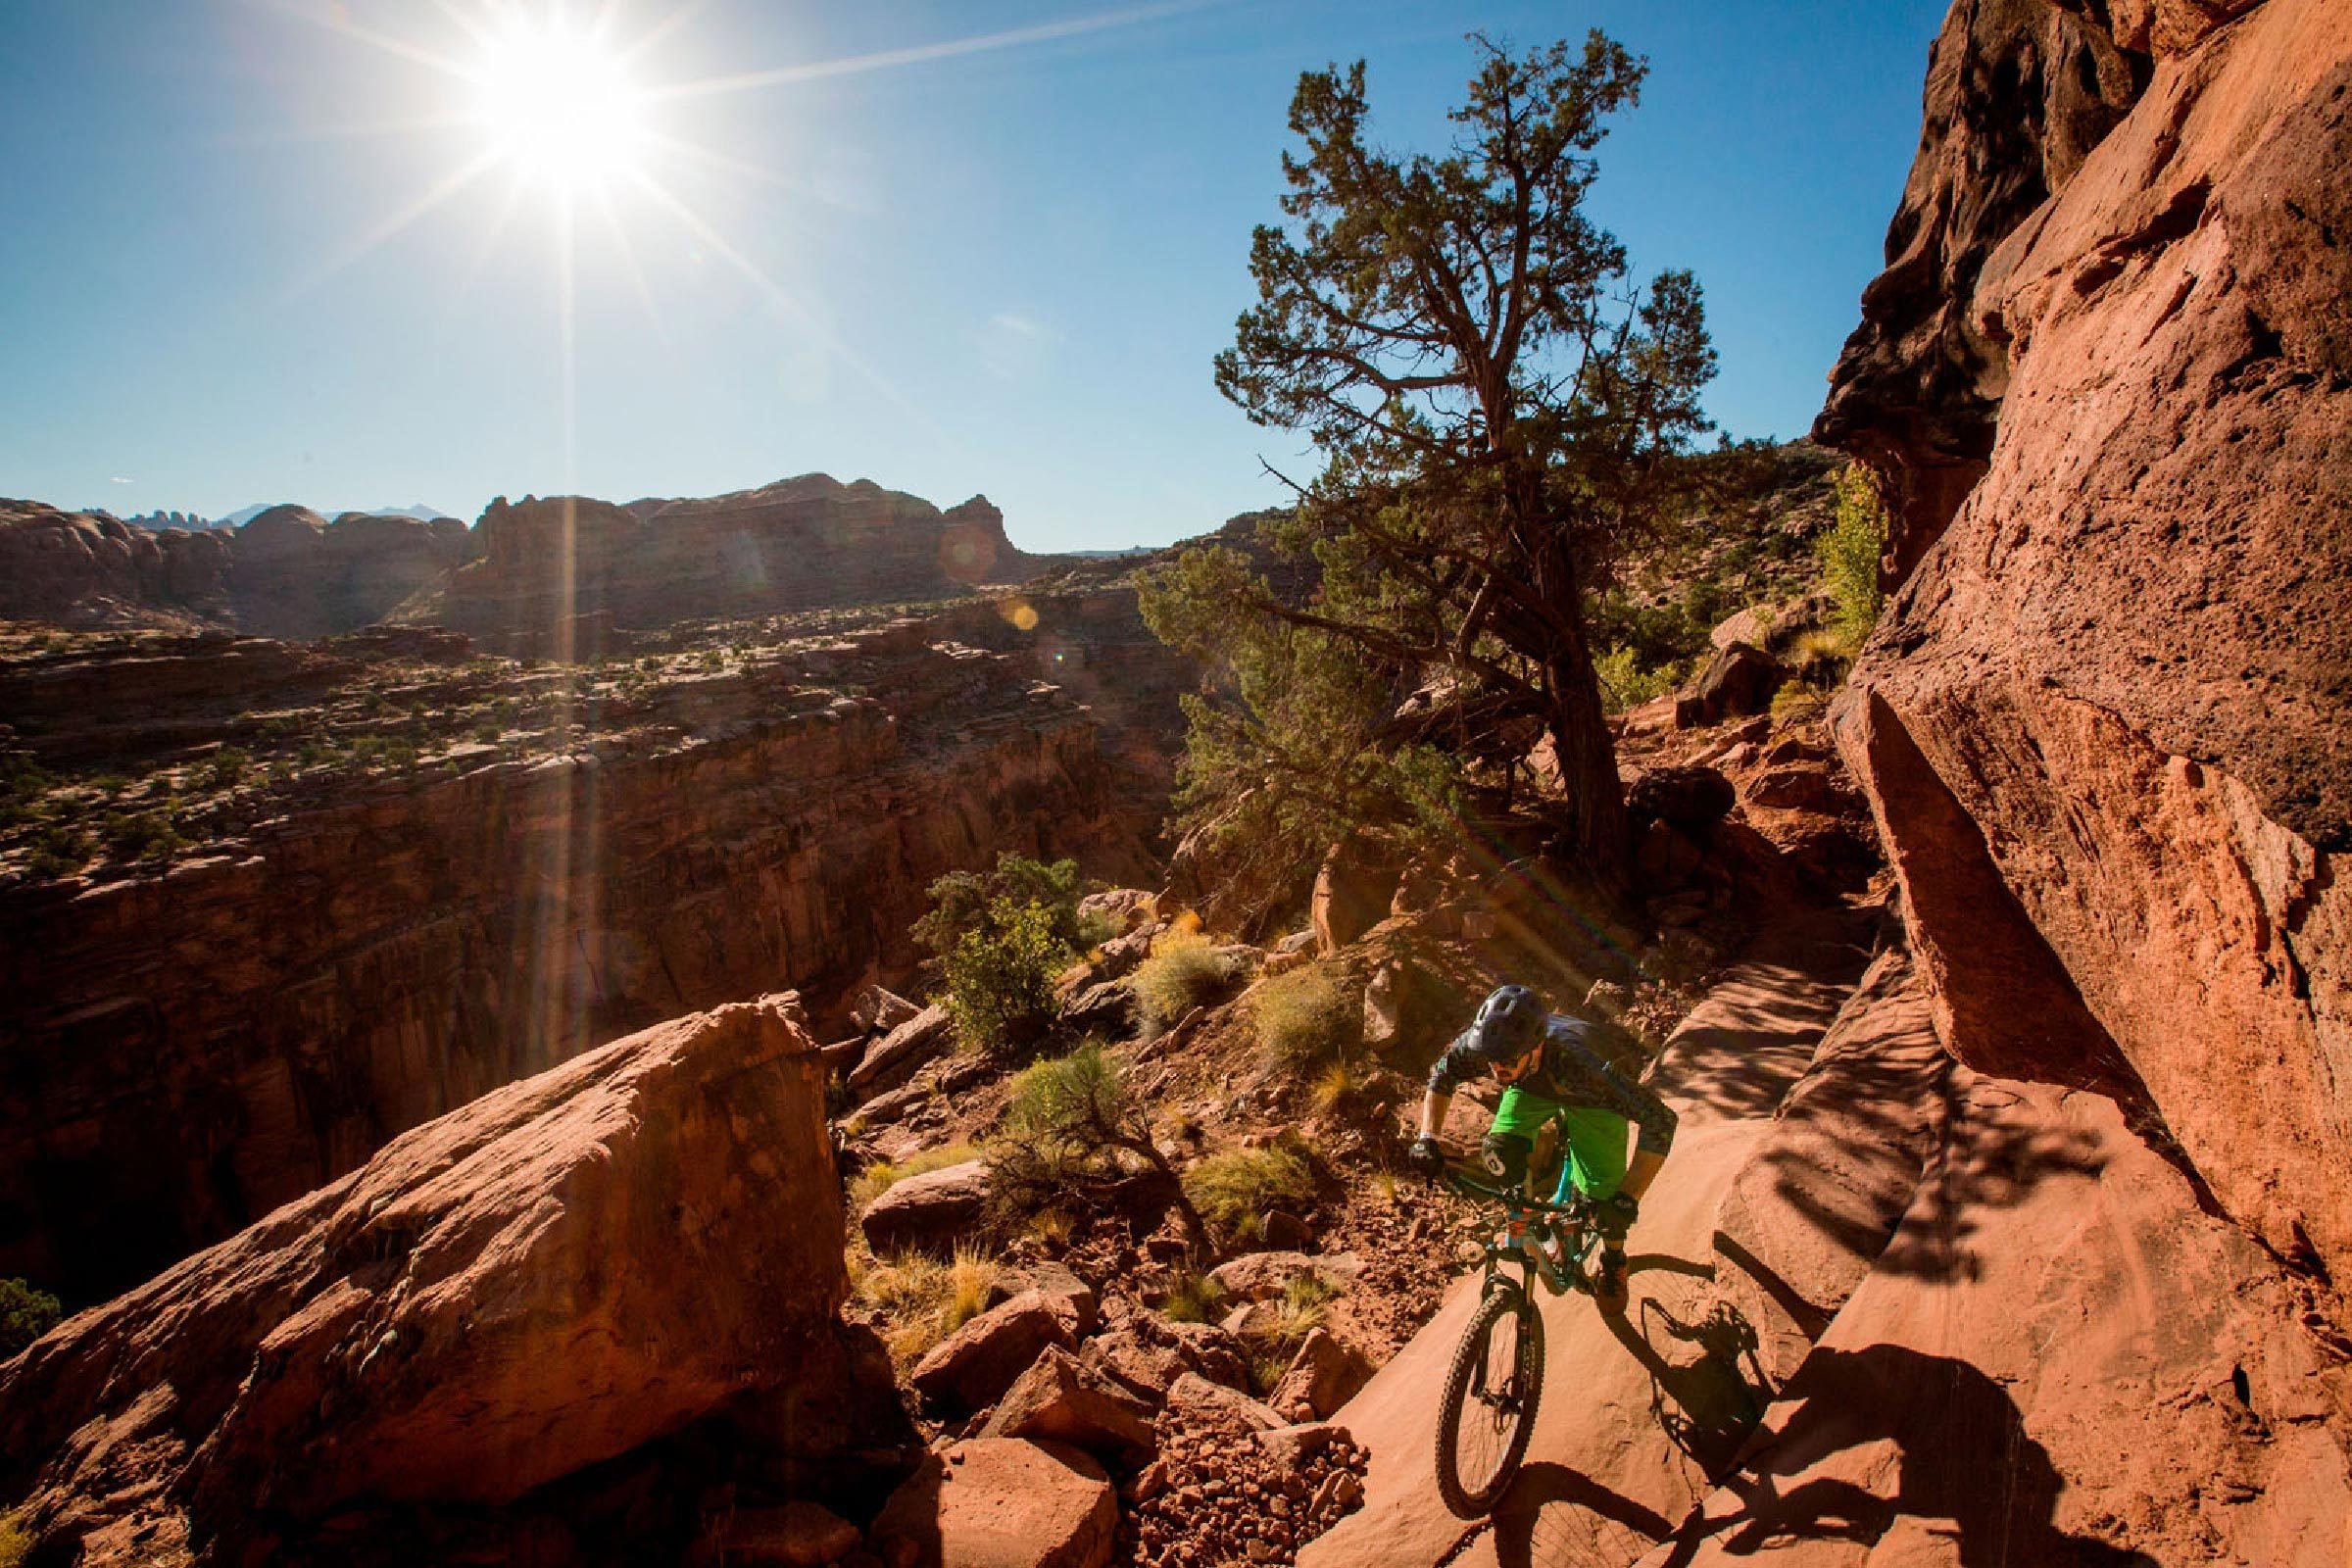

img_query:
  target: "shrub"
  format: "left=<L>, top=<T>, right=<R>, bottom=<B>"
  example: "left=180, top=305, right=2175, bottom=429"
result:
left=201, top=747, right=251, bottom=790
left=994, top=1042, right=1208, bottom=1250
left=1132, top=928, right=1233, bottom=1034
left=0, top=1277, right=62, bottom=1357
left=1183, top=1144, right=1313, bottom=1241
left=101, top=809, right=180, bottom=863
left=852, top=1240, right=1002, bottom=1365
left=0, top=1510, right=28, bottom=1568
left=940, top=896, right=1069, bottom=1059
left=849, top=1141, right=982, bottom=1211
left=1251, top=963, right=1357, bottom=1072
left=1818, top=464, right=1888, bottom=642
left=1160, top=1269, right=1227, bottom=1324
left=914, top=854, right=1088, bottom=959
left=1770, top=683, right=1831, bottom=727
left=1592, top=644, right=1682, bottom=714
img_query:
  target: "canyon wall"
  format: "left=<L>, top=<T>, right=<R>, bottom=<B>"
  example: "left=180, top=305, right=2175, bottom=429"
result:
left=0, top=502, right=468, bottom=636
left=1824, top=0, right=2352, bottom=1279
left=0, top=618, right=1164, bottom=1303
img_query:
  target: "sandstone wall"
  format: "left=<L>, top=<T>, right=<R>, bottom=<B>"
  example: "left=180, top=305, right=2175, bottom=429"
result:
left=1825, top=0, right=2352, bottom=1278
left=0, top=637, right=1152, bottom=1303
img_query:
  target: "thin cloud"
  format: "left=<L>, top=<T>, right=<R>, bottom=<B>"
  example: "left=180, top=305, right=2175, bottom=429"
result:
left=109, top=476, right=135, bottom=485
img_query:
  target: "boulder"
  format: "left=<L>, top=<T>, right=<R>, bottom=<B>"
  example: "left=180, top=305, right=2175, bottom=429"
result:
left=1164, top=1372, right=1285, bottom=1432
left=1255, top=1420, right=1353, bottom=1469
left=977, top=1348, right=1157, bottom=1468
left=909, top=1291, right=1080, bottom=1416
left=852, top=985, right=923, bottom=1036
left=859, top=1159, right=992, bottom=1257
left=1078, top=1316, right=1250, bottom=1403
left=1310, top=830, right=1405, bottom=955
left=1269, top=1329, right=1374, bottom=1423
left=1676, top=642, right=1787, bottom=727
left=1625, top=764, right=1737, bottom=830
left=848, top=1004, right=954, bottom=1099
left=0, top=997, right=853, bottom=1551
left=1058, top=979, right=1136, bottom=1039
left=696, top=1501, right=863, bottom=1567
left=988, top=1262, right=1100, bottom=1337
left=870, top=1440, right=1116, bottom=1568
left=1708, top=606, right=1770, bottom=651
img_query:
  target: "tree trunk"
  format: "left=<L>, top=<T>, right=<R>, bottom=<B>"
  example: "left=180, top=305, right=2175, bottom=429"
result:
left=1515, top=477, right=1630, bottom=875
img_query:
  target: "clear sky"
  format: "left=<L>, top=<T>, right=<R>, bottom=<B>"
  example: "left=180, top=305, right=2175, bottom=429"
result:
left=0, top=0, right=1949, bottom=552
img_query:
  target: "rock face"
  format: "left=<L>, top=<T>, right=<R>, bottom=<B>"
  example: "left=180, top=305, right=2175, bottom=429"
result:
left=1822, top=0, right=2352, bottom=1281
left=0, top=626, right=1156, bottom=1303
left=435, top=478, right=1081, bottom=641
left=0, top=501, right=466, bottom=635
left=0, top=995, right=858, bottom=1558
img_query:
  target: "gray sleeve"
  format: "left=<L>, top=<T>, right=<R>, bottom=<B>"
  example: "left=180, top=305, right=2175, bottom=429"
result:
left=1427, top=1034, right=1485, bottom=1097
left=1597, top=1059, right=1679, bottom=1158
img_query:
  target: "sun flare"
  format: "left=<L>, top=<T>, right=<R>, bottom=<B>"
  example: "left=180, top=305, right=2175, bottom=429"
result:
left=469, top=19, right=647, bottom=191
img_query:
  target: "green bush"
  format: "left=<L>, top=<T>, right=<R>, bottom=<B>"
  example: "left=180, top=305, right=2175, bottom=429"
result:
left=1183, top=1144, right=1314, bottom=1241
left=1133, top=928, right=1233, bottom=1033
left=0, top=1277, right=61, bottom=1358
left=1818, top=464, right=1888, bottom=642
left=1160, top=1269, right=1228, bottom=1324
left=993, top=1042, right=1208, bottom=1250
left=100, top=809, right=181, bottom=863
left=915, top=854, right=1088, bottom=959
left=941, top=896, right=1069, bottom=1059
left=1592, top=645, right=1683, bottom=714
left=0, top=1509, right=29, bottom=1568
left=1251, top=963, right=1357, bottom=1071
left=201, top=746, right=251, bottom=790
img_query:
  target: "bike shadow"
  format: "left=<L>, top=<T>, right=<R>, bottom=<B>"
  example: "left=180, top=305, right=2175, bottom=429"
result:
left=1489, top=1460, right=1675, bottom=1568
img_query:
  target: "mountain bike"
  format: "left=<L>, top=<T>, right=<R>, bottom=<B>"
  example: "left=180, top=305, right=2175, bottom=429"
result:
left=1432, top=1159, right=1597, bottom=1519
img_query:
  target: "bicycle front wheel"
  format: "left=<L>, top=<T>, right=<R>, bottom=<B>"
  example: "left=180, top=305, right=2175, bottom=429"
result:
left=1434, top=1278, right=1544, bottom=1518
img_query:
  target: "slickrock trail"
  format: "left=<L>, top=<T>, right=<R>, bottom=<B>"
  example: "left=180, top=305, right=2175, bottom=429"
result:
left=1307, top=907, right=2352, bottom=1565
left=1303, top=915, right=1875, bottom=1568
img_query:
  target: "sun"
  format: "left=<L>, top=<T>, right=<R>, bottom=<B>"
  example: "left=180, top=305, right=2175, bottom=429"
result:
left=469, top=17, right=647, bottom=192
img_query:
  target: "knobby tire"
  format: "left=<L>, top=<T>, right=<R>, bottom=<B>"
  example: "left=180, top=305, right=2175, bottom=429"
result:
left=1433, top=1278, right=1544, bottom=1519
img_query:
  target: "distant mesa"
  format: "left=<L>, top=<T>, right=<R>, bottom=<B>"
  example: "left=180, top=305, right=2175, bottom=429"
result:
left=0, top=475, right=1087, bottom=641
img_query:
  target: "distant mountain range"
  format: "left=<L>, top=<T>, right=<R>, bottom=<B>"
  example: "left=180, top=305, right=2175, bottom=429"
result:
left=118, top=503, right=460, bottom=531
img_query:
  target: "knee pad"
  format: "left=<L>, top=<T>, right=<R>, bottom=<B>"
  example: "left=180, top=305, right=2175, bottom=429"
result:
left=1479, top=1130, right=1533, bottom=1188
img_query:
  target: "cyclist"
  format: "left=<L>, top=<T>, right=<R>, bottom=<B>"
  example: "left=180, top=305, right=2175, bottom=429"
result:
left=1406, top=984, right=1676, bottom=1306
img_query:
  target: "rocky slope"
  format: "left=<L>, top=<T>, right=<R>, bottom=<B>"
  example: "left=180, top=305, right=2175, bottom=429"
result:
left=0, top=994, right=911, bottom=1567
left=1821, top=0, right=2352, bottom=1288
left=0, top=600, right=1174, bottom=1306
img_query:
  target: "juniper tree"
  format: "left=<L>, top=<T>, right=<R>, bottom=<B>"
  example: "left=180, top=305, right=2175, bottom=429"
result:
left=1165, top=31, right=1717, bottom=871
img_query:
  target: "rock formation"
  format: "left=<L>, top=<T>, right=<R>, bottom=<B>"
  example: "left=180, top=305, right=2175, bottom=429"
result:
left=429, top=477, right=1084, bottom=642
left=0, top=994, right=876, bottom=1564
left=0, top=618, right=1161, bottom=1304
left=1822, top=0, right=2352, bottom=1284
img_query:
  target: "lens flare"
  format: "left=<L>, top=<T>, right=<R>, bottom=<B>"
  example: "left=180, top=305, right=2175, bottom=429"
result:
left=471, top=18, right=647, bottom=190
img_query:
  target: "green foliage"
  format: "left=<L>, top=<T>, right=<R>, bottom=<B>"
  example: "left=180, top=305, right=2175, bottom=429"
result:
left=0, top=1509, right=28, bottom=1568
left=939, top=896, right=1070, bottom=1060
left=1818, top=464, right=1888, bottom=644
left=1591, top=645, right=1682, bottom=714
left=1160, top=1269, right=1228, bottom=1325
left=201, top=746, right=251, bottom=790
left=1132, top=928, right=1235, bottom=1034
left=1184, top=1145, right=1315, bottom=1241
left=914, top=854, right=1087, bottom=960
left=1251, top=962, right=1358, bottom=1071
left=100, top=808, right=182, bottom=864
left=1187, top=31, right=1718, bottom=865
left=0, top=1277, right=62, bottom=1358
left=1139, top=546, right=1465, bottom=933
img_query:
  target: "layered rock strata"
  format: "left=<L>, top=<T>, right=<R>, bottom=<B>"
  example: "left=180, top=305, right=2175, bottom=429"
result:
left=0, top=995, right=861, bottom=1564
left=1824, top=0, right=2352, bottom=1281
left=431, top=477, right=1083, bottom=640
left=0, top=623, right=1156, bottom=1303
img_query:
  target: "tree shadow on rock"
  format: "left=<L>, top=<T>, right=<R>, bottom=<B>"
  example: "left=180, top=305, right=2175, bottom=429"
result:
left=1654, top=1344, right=2155, bottom=1566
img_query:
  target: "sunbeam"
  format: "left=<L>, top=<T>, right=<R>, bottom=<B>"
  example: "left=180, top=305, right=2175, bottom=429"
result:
left=290, top=147, right=504, bottom=297
left=642, top=0, right=1216, bottom=101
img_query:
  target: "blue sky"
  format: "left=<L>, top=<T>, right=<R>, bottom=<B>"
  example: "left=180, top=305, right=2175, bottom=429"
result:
left=0, top=0, right=1948, bottom=552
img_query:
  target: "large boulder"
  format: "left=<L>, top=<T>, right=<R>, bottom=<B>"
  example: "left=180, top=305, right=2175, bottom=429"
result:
left=908, top=1290, right=1083, bottom=1416
left=977, top=1347, right=1158, bottom=1468
left=1310, top=830, right=1406, bottom=956
left=1268, top=1329, right=1374, bottom=1423
left=1823, top=0, right=2352, bottom=1281
left=859, top=1158, right=992, bottom=1257
left=870, top=1439, right=1118, bottom=1568
left=848, top=1004, right=954, bottom=1099
left=0, top=996, right=852, bottom=1554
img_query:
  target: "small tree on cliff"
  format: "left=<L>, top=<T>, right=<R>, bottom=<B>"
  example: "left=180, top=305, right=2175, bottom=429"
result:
left=1164, top=32, right=1717, bottom=870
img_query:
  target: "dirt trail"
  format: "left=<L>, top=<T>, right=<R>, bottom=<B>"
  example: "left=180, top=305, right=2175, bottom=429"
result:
left=1301, top=913, right=1877, bottom=1568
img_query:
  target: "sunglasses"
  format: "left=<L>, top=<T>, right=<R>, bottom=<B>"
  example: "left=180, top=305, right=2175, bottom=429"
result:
left=1493, top=1043, right=1544, bottom=1085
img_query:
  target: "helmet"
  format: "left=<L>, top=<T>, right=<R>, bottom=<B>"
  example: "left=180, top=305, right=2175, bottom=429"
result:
left=1467, top=985, right=1546, bottom=1076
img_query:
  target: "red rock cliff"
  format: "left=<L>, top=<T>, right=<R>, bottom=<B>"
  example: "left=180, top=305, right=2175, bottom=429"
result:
left=1822, top=0, right=2352, bottom=1279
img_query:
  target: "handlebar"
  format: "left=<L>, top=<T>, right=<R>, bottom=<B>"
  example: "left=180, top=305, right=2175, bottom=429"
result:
left=1440, top=1160, right=1590, bottom=1217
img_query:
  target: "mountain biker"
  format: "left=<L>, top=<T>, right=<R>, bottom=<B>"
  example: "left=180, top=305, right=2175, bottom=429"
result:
left=1406, top=984, right=1676, bottom=1307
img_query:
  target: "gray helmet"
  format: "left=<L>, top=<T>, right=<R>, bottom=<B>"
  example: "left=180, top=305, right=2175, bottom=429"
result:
left=1466, top=984, right=1545, bottom=1061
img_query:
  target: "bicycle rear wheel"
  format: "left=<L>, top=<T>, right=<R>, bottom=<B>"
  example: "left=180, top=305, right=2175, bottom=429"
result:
left=1433, top=1278, right=1544, bottom=1518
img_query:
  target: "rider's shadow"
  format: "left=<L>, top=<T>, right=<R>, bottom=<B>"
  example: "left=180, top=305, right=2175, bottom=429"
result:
left=1605, top=1259, right=1778, bottom=1478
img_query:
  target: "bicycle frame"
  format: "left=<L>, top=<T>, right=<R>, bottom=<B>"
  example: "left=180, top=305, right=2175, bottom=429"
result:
left=1444, top=1165, right=1598, bottom=1298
